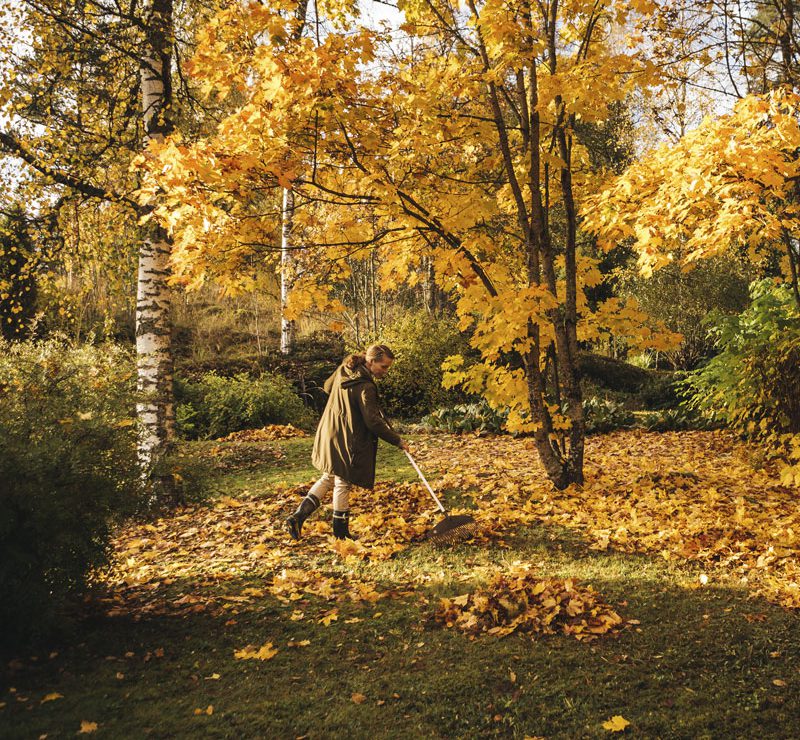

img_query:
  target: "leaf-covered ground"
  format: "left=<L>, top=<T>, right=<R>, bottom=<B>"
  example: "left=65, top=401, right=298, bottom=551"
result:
left=2, top=429, right=800, bottom=738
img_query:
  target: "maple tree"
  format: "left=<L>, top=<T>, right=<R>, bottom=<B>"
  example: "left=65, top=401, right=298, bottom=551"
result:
left=582, top=87, right=800, bottom=482
left=584, top=87, right=800, bottom=301
left=140, top=0, right=681, bottom=489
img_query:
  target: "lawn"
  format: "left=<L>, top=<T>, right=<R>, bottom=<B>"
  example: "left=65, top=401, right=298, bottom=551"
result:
left=2, top=430, right=799, bottom=738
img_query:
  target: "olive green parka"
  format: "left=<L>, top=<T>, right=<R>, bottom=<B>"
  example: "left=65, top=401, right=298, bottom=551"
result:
left=311, top=362, right=402, bottom=489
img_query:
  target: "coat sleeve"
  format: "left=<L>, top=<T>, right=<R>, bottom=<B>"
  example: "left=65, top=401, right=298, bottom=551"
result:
left=356, top=383, right=402, bottom=446
left=323, top=371, right=337, bottom=395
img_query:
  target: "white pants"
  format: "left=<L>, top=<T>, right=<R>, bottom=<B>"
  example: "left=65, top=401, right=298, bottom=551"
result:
left=308, top=472, right=352, bottom=511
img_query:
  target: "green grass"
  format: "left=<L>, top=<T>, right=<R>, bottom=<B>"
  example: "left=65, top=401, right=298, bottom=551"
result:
left=3, top=436, right=800, bottom=738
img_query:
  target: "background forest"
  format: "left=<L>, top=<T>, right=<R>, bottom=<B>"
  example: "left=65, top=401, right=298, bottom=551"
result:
left=2, top=0, right=800, bottom=736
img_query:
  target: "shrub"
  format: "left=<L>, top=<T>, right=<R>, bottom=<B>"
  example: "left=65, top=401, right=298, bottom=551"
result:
left=622, top=256, right=752, bottom=369
left=583, top=398, right=635, bottom=434
left=0, top=336, right=139, bottom=647
left=681, top=280, right=800, bottom=433
left=175, top=371, right=315, bottom=440
left=366, top=311, right=473, bottom=418
left=681, top=280, right=800, bottom=484
left=636, top=373, right=681, bottom=410
left=578, top=352, right=650, bottom=394
left=421, top=400, right=508, bottom=434
left=638, top=408, right=718, bottom=432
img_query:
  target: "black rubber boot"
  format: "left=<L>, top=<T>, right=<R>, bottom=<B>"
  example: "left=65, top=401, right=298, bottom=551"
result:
left=286, top=493, right=320, bottom=541
left=332, top=510, right=357, bottom=540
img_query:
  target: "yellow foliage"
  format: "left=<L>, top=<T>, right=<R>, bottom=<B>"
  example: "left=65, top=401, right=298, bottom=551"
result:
left=584, top=88, right=800, bottom=286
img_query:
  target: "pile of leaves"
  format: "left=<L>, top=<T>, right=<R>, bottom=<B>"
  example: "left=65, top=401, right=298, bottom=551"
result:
left=218, top=424, right=309, bottom=442
left=201, top=424, right=310, bottom=470
left=435, top=566, right=624, bottom=641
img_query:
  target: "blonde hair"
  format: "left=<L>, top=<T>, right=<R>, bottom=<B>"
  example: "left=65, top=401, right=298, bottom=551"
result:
left=344, top=343, right=395, bottom=370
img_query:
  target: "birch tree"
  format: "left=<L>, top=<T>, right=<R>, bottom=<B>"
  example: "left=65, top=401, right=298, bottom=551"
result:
left=0, top=0, right=213, bottom=497
left=137, top=0, right=176, bottom=475
left=280, top=186, right=296, bottom=354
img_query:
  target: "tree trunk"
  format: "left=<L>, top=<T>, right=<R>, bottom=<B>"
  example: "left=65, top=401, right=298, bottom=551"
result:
left=280, top=187, right=296, bottom=355
left=136, top=0, right=176, bottom=492
left=370, top=249, right=378, bottom=333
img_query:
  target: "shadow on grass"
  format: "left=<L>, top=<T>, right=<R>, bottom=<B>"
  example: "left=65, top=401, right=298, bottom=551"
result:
left=2, top=558, right=799, bottom=739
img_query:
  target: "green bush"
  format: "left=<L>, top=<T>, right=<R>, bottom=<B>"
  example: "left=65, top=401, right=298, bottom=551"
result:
left=623, top=256, right=752, bottom=369
left=175, top=371, right=315, bottom=440
left=636, top=373, right=681, bottom=410
left=421, top=400, right=508, bottom=434
left=368, top=311, right=473, bottom=418
left=680, top=280, right=800, bottom=437
left=583, top=398, right=635, bottom=434
left=422, top=397, right=637, bottom=436
left=0, top=336, right=139, bottom=647
left=578, top=352, right=650, bottom=393
left=638, top=407, right=718, bottom=432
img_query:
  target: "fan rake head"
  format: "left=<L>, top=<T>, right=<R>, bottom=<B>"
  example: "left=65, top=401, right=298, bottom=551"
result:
left=426, top=513, right=479, bottom=545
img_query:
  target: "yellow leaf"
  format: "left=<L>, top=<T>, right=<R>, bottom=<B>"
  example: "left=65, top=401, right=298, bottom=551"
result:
left=41, top=693, right=63, bottom=703
left=602, top=715, right=630, bottom=732
left=331, top=537, right=366, bottom=558
left=78, top=721, right=98, bottom=734
left=351, top=693, right=367, bottom=704
left=319, top=611, right=339, bottom=626
left=193, top=705, right=214, bottom=715
left=773, top=679, right=787, bottom=687
left=234, top=643, right=278, bottom=661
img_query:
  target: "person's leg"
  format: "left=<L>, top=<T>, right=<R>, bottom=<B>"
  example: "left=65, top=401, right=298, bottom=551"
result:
left=332, top=477, right=355, bottom=540
left=286, top=473, right=332, bottom=540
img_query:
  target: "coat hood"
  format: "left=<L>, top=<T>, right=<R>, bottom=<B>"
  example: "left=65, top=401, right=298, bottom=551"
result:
left=339, top=363, right=374, bottom=389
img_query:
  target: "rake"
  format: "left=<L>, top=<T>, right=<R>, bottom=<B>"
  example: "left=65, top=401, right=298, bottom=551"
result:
left=404, top=450, right=478, bottom=544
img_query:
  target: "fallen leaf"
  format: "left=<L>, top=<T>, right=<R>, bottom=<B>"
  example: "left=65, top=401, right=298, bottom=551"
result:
left=204, top=673, right=221, bottom=680
left=319, top=611, right=338, bottom=626
left=351, top=693, right=367, bottom=704
left=193, top=705, right=214, bottom=715
left=41, top=693, right=63, bottom=703
left=602, top=715, right=630, bottom=732
left=234, top=643, right=278, bottom=661
left=773, top=679, right=787, bottom=687
left=78, top=721, right=98, bottom=734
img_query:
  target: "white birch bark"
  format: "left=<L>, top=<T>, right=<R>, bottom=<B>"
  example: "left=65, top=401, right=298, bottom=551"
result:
left=280, top=187, right=296, bottom=355
left=136, top=0, right=175, bottom=477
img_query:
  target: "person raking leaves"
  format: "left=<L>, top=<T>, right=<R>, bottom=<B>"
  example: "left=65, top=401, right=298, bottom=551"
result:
left=285, top=344, right=410, bottom=541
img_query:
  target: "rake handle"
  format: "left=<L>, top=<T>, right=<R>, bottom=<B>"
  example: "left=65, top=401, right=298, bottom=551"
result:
left=404, top=450, right=447, bottom=515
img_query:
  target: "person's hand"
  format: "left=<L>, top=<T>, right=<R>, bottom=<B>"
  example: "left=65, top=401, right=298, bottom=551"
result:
left=399, top=440, right=411, bottom=452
